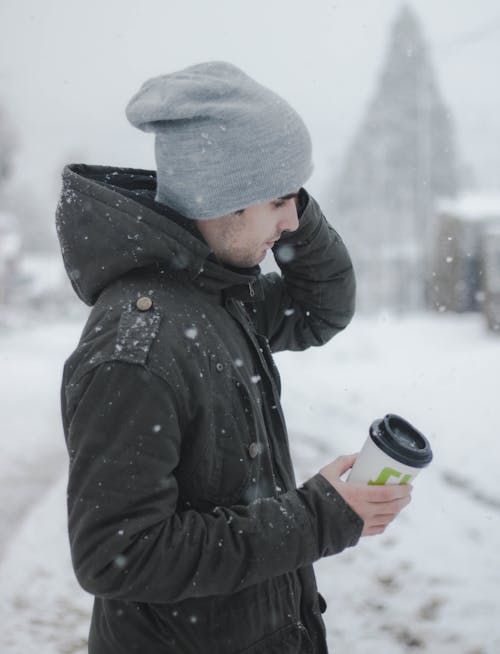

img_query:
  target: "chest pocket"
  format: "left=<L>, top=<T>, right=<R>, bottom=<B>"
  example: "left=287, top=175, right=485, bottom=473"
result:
left=198, top=355, right=270, bottom=506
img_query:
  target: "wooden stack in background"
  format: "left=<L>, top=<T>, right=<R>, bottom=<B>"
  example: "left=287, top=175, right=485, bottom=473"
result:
left=427, top=195, right=500, bottom=333
left=482, top=226, right=500, bottom=332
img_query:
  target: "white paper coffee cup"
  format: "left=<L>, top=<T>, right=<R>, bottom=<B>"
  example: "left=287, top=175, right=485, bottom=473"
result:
left=347, top=414, right=433, bottom=485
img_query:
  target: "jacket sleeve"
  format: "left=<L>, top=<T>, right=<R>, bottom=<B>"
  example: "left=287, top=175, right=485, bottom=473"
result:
left=64, top=361, right=363, bottom=604
left=249, top=189, right=356, bottom=353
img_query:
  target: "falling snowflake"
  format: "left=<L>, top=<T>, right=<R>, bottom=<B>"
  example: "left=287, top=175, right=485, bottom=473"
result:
left=185, top=327, right=198, bottom=339
left=276, top=244, right=295, bottom=263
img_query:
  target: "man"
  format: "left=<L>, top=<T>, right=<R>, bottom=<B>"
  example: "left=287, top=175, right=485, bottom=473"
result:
left=57, top=62, right=411, bottom=654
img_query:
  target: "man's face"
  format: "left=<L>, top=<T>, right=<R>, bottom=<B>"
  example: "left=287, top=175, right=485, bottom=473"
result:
left=196, top=194, right=299, bottom=268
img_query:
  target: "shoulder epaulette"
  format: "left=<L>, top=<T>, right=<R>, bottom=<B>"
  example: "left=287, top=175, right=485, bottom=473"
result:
left=112, top=295, right=161, bottom=365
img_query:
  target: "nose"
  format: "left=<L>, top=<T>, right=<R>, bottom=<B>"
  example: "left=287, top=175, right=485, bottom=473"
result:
left=278, top=201, right=299, bottom=235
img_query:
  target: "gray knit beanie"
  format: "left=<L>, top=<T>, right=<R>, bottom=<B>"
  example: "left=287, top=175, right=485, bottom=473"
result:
left=125, top=61, right=313, bottom=220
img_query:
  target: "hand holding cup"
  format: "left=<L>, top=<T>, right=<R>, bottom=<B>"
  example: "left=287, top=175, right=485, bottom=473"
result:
left=320, top=454, right=413, bottom=536
left=320, top=414, right=432, bottom=536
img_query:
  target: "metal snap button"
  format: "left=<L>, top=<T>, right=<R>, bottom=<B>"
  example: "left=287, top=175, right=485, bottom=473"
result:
left=215, top=362, right=224, bottom=372
left=136, top=296, right=153, bottom=311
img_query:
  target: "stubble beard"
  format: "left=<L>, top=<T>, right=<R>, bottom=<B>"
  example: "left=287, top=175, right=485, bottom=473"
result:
left=218, top=245, right=265, bottom=268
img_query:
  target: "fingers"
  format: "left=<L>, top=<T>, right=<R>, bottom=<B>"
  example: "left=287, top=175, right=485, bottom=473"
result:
left=318, top=455, right=414, bottom=539
left=324, top=480, right=412, bottom=538
left=361, top=494, right=412, bottom=536
left=371, top=495, right=412, bottom=519
left=353, top=483, right=413, bottom=503
left=363, top=525, right=387, bottom=537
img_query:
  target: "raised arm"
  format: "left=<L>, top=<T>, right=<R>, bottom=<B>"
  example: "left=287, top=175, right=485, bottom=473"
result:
left=249, top=190, right=356, bottom=353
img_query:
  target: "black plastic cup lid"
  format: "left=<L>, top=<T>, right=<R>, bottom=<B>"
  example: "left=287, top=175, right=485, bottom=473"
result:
left=369, top=414, right=433, bottom=468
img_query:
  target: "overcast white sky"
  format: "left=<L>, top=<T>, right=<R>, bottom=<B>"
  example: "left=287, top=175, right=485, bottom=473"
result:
left=1, top=0, right=499, bottom=214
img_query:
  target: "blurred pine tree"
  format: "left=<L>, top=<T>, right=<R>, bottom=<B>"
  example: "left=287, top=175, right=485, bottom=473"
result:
left=329, top=4, right=461, bottom=312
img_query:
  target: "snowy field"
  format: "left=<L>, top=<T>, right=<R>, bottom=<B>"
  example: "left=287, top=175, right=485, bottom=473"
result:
left=0, top=311, right=499, bottom=653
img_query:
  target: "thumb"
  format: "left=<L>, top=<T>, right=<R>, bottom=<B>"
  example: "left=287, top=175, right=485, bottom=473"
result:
left=329, top=453, right=358, bottom=477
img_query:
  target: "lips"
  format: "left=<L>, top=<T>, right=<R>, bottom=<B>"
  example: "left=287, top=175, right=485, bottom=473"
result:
left=265, top=236, right=280, bottom=247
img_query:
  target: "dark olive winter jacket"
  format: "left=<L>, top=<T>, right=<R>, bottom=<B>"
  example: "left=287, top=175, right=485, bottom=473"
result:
left=57, top=163, right=363, bottom=654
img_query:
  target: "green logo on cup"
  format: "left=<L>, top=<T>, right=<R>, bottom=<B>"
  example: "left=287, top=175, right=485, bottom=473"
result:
left=368, top=467, right=413, bottom=485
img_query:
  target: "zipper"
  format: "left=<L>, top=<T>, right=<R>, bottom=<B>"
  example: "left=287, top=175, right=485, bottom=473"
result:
left=248, top=281, right=255, bottom=298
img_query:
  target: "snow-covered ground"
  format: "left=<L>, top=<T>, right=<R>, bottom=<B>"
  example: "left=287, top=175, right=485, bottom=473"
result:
left=0, top=311, right=499, bottom=653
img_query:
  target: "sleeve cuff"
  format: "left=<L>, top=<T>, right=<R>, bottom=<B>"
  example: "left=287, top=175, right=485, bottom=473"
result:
left=297, top=473, right=364, bottom=556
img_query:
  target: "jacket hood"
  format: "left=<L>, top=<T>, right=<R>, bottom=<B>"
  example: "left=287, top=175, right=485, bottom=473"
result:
left=56, top=164, right=261, bottom=305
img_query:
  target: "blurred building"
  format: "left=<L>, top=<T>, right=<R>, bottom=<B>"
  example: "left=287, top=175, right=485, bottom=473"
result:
left=483, top=227, right=500, bottom=332
left=0, top=211, right=22, bottom=305
left=0, top=210, right=78, bottom=323
left=428, top=193, right=500, bottom=332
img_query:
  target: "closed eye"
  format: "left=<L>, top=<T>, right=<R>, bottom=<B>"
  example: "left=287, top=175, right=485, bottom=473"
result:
left=272, top=193, right=297, bottom=209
